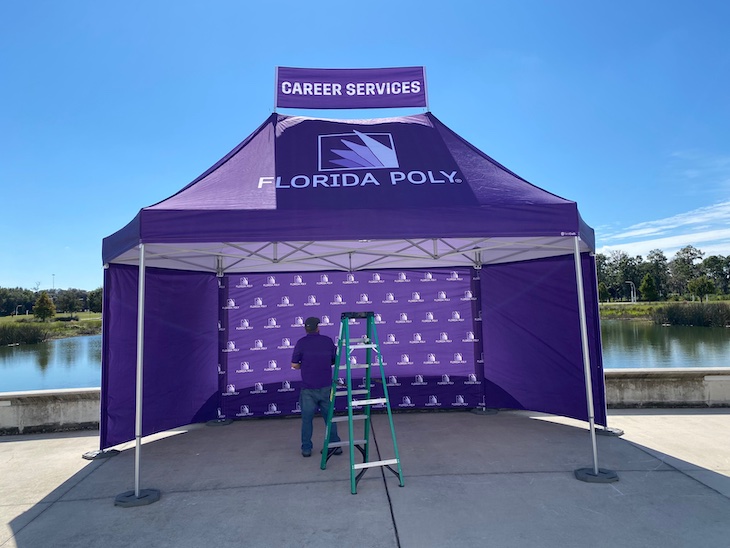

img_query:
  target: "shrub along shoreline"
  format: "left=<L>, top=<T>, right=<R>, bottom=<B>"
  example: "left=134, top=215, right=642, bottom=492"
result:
left=0, top=316, right=102, bottom=345
left=2, top=303, right=728, bottom=346
left=600, top=302, right=730, bottom=327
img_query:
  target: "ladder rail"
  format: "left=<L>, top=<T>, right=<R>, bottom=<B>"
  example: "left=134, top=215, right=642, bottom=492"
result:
left=320, top=311, right=405, bottom=494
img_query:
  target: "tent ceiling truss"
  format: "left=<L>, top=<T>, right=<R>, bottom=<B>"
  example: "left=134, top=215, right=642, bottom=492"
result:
left=107, top=236, right=591, bottom=274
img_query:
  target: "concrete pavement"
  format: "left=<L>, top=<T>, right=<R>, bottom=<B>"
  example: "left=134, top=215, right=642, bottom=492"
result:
left=1, top=408, right=729, bottom=547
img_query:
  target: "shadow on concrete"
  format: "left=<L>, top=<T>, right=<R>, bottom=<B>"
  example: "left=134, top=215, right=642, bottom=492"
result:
left=5, top=410, right=730, bottom=548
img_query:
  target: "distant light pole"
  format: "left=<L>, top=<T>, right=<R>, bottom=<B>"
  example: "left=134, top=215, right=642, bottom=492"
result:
left=15, top=304, right=22, bottom=316
left=625, top=281, right=637, bottom=303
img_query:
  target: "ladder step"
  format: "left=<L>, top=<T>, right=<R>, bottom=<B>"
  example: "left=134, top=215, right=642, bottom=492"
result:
left=338, top=364, right=371, bottom=370
left=335, top=389, right=369, bottom=397
left=353, top=458, right=399, bottom=470
left=351, top=397, right=387, bottom=407
left=349, top=343, right=378, bottom=350
left=332, top=415, right=367, bottom=422
left=328, top=439, right=367, bottom=448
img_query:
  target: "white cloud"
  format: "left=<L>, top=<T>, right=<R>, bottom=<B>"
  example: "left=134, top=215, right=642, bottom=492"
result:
left=596, top=201, right=730, bottom=258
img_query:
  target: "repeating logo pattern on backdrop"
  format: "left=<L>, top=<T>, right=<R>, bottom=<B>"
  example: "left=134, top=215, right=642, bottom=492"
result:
left=216, top=268, right=483, bottom=419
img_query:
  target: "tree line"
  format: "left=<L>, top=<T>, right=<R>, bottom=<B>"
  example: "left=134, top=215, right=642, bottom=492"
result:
left=2, top=245, right=728, bottom=314
left=0, top=286, right=102, bottom=318
left=596, top=245, right=730, bottom=302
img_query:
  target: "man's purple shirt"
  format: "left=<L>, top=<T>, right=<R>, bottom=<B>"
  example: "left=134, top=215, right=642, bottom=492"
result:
left=291, top=332, right=337, bottom=389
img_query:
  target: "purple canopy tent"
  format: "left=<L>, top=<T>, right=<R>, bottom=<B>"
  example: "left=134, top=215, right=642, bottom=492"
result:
left=102, top=112, right=613, bottom=502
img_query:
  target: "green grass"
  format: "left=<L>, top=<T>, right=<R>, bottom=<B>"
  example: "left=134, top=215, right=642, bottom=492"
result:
left=0, top=311, right=101, bottom=323
left=599, top=302, right=659, bottom=320
left=0, top=312, right=102, bottom=344
left=600, top=301, right=730, bottom=326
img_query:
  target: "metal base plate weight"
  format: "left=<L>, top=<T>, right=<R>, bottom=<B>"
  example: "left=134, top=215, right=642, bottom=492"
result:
left=574, top=468, right=619, bottom=483
left=114, top=488, right=162, bottom=507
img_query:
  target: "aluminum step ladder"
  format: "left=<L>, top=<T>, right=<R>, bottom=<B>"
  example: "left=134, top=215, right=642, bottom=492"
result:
left=321, top=311, right=405, bottom=494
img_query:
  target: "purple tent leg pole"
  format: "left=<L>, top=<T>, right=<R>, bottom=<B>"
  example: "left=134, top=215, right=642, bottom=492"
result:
left=573, top=237, right=618, bottom=483
left=115, top=244, right=161, bottom=507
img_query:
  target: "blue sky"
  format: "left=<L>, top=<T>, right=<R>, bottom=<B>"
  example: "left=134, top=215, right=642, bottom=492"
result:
left=2, top=1, right=729, bottom=290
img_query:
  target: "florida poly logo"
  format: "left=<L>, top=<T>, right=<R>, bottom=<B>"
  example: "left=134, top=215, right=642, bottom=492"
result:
left=397, top=353, right=413, bottom=365
left=448, top=311, right=464, bottom=322
left=438, top=374, right=453, bottom=385
left=236, top=319, right=253, bottom=331
left=250, top=382, right=266, bottom=394
left=250, top=339, right=267, bottom=351
left=236, top=361, right=253, bottom=373
left=223, top=341, right=238, bottom=353
left=236, top=405, right=253, bottom=417
left=265, top=403, right=281, bottom=415
left=305, top=295, right=319, bottom=306
left=452, top=395, right=468, bottom=407
left=387, top=375, right=400, bottom=386
left=331, top=294, right=345, bottom=305
left=250, top=297, right=266, bottom=309
left=396, top=312, right=411, bottom=324
left=223, top=298, right=239, bottom=310
left=291, top=274, right=305, bottom=286
left=383, top=292, right=397, bottom=303
left=235, top=276, right=252, bottom=288
left=264, top=317, right=280, bottom=329
left=374, top=313, right=385, bottom=324
left=465, top=373, right=481, bottom=385
left=319, top=131, right=399, bottom=172
left=369, top=272, right=384, bottom=284
left=395, top=272, right=410, bottom=283
left=436, top=332, right=452, bottom=343
left=224, top=383, right=238, bottom=395
left=278, top=296, right=293, bottom=308
left=451, top=352, right=467, bottom=364
left=263, top=276, right=279, bottom=287
left=411, top=374, right=427, bottom=386
left=408, top=291, right=423, bottom=303
left=278, top=380, right=294, bottom=392
left=383, top=333, right=399, bottom=345
left=264, top=359, right=280, bottom=371
left=399, top=396, right=415, bottom=408
left=425, top=353, right=440, bottom=364
left=426, top=395, right=441, bottom=407
left=316, top=274, right=332, bottom=285
left=278, top=337, right=293, bottom=349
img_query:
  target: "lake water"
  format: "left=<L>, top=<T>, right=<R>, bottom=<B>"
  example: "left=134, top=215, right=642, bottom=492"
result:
left=600, top=320, right=729, bottom=369
left=0, top=335, right=102, bottom=393
left=1, top=323, right=729, bottom=392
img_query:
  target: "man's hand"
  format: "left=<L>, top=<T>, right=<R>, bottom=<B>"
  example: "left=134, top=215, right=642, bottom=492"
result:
left=291, top=363, right=301, bottom=370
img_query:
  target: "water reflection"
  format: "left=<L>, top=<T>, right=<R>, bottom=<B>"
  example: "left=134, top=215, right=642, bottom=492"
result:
left=0, top=326, right=728, bottom=392
left=36, top=344, right=52, bottom=371
left=0, top=335, right=102, bottom=392
left=601, top=321, right=730, bottom=369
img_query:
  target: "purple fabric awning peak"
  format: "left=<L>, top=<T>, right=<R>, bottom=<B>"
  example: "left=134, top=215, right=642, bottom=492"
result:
left=102, top=112, right=593, bottom=266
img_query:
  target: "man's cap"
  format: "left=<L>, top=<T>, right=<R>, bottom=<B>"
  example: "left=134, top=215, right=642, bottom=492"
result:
left=304, top=317, right=320, bottom=332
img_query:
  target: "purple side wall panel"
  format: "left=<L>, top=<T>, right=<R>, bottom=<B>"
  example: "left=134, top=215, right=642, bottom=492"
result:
left=481, top=254, right=606, bottom=426
left=101, top=265, right=219, bottom=448
left=101, top=258, right=606, bottom=448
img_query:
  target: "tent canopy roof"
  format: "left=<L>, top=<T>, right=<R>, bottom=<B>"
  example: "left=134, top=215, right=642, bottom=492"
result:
left=103, top=112, right=594, bottom=273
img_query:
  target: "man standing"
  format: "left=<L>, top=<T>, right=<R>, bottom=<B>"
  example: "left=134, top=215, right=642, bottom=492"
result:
left=291, top=317, right=342, bottom=457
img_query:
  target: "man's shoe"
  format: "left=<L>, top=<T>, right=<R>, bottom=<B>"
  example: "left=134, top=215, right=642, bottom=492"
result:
left=302, top=450, right=312, bottom=457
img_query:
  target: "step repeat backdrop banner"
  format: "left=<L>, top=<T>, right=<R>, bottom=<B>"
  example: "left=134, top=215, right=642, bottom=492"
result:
left=217, top=268, right=484, bottom=419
